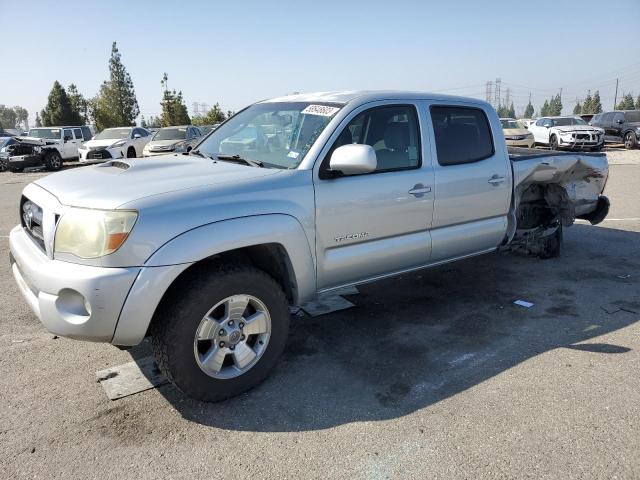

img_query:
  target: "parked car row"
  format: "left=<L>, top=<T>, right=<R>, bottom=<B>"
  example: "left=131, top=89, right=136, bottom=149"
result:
left=501, top=109, right=640, bottom=152
left=1, top=123, right=217, bottom=172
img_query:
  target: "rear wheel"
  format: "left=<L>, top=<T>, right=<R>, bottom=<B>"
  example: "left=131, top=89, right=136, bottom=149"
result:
left=624, top=132, right=637, bottom=150
left=151, top=263, right=290, bottom=402
left=549, top=135, right=559, bottom=151
left=44, top=150, right=62, bottom=171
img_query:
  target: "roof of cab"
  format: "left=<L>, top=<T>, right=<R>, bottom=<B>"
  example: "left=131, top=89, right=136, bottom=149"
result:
left=260, top=90, right=490, bottom=107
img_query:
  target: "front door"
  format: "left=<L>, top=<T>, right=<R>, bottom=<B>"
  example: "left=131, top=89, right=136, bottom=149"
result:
left=61, top=128, right=78, bottom=159
left=427, top=103, right=512, bottom=262
left=314, top=103, right=434, bottom=291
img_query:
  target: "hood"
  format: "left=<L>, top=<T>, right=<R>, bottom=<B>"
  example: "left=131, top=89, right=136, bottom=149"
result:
left=14, top=136, right=60, bottom=146
left=84, top=138, right=123, bottom=148
left=503, top=128, right=530, bottom=136
left=34, top=155, right=281, bottom=209
left=627, top=121, right=640, bottom=129
left=554, top=125, right=602, bottom=133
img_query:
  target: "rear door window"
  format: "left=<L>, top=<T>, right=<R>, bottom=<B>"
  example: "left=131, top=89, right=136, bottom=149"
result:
left=73, top=128, right=83, bottom=140
left=430, top=106, right=494, bottom=166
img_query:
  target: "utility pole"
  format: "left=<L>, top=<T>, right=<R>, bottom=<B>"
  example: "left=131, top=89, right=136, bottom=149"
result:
left=613, top=78, right=619, bottom=108
left=494, top=78, right=501, bottom=109
left=485, top=81, right=494, bottom=106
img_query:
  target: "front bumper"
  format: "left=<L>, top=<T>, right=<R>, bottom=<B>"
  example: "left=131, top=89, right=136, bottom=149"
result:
left=8, top=154, right=44, bottom=169
left=505, top=138, right=535, bottom=148
left=142, top=149, right=175, bottom=157
left=9, top=225, right=140, bottom=341
left=558, top=135, right=604, bottom=149
left=78, top=146, right=123, bottom=163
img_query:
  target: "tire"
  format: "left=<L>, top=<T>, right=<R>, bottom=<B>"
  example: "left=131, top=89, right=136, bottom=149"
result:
left=127, top=147, right=136, bottom=158
left=44, top=150, right=62, bottom=171
left=151, top=263, right=290, bottom=402
left=549, top=135, right=559, bottom=151
left=624, top=132, right=637, bottom=150
left=539, top=223, right=562, bottom=259
left=0, top=159, right=6, bottom=172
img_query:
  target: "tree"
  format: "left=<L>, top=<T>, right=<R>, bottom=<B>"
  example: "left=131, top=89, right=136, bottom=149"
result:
left=67, top=84, right=89, bottom=124
left=191, top=102, right=226, bottom=125
left=540, top=100, right=550, bottom=117
left=34, top=112, right=42, bottom=127
left=140, top=115, right=147, bottom=128
left=507, top=102, right=515, bottom=119
left=0, top=105, right=17, bottom=130
left=146, top=115, right=162, bottom=128
left=91, top=42, right=140, bottom=130
left=548, top=94, right=562, bottom=116
left=591, top=91, right=602, bottom=113
left=40, top=81, right=83, bottom=126
left=636, top=95, right=640, bottom=110
left=524, top=101, right=534, bottom=119
left=159, top=73, right=190, bottom=126
left=615, top=93, right=635, bottom=110
left=573, top=102, right=582, bottom=115
left=582, top=91, right=593, bottom=114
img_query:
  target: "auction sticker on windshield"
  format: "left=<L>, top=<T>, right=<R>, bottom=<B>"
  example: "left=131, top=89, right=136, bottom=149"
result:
left=301, top=105, right=340, bottom=117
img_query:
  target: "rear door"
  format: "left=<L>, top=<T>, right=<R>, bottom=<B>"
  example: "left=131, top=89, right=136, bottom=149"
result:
left=601, top=113, right=615, bottom=141
left=426, top=103, right=511, bottom=262
left=313, top=102, right=434, bottom=291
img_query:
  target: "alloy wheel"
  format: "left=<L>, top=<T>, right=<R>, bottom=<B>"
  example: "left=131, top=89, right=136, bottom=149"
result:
left=193, top=294, right=271, bottom=379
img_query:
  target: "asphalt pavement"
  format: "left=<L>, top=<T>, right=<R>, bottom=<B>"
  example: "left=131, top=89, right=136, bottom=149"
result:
left=1, top=150, right=639, bottom=479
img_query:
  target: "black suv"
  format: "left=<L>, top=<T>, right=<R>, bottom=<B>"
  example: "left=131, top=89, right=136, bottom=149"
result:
left=590, top=110, right=640, bottom=149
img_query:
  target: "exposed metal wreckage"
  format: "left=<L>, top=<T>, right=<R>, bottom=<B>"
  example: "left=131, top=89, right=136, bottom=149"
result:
left=503, top=149, right=610, bottom=258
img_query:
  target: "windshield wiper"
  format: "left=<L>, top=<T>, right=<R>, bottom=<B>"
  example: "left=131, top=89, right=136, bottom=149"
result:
left=215, top=154, right=264, bottom=168
left=187, top=149, right=213, bottom=159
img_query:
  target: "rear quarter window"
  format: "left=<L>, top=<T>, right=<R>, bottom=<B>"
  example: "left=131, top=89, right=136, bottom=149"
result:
left=430, top=106, right=494, bottom=166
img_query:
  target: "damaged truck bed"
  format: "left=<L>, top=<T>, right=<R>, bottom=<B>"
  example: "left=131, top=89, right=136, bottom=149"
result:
left=506, top=147, right=609, bottom=257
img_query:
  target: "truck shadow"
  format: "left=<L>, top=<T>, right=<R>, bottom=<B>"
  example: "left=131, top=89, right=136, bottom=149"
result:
left=143, top=223, right=639, bottom=432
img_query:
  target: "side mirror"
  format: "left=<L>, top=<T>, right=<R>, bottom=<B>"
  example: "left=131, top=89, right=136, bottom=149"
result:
left=543, top=123, right=552, bottom=128
left=616, top=119, right=624, bottom=124
left=329, top=144, right=377, bottom=176
left=133, top=133, right=141, bottom=139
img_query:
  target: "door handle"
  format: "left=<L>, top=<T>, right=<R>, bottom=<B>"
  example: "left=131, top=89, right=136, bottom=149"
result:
left=488, top=175, right=506, bottom=186
left=408, top=184, right=432, bottom=197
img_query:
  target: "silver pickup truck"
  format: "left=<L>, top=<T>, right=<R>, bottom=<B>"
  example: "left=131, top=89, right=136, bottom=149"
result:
left=9, top=91, right=609, bottom=401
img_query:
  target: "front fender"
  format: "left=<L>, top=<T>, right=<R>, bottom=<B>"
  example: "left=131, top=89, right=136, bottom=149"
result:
left=111, top=214, right=316, bottom=346
left=146, top=214, right=316, bottom=302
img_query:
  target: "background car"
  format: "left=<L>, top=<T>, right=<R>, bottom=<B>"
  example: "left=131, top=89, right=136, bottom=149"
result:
left=78, top=127, right=152, bottom=163
left=500, top=118, right=534, bottom=148
left=590, top=110, right=640, bottom=149
left=198, top=124, right=220, bottom=135
left=528, top=116, right=604, bottom=151
left=0, top=136, right=17, bottom=171
left=142, top=125, right=202, bottom=157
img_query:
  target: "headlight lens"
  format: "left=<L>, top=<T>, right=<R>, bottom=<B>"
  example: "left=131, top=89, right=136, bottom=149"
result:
left=112, top=140, right=127, bottom=147
left=54, top=208, right=138, bottom=258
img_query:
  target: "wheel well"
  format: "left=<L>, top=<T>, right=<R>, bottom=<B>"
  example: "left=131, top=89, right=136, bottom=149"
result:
left=127, top=146, right=136, bottom=153
left=145, top=243, right=297, bottom=338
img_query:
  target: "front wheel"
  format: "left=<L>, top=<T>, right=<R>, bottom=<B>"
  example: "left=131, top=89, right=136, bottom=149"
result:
left=549, top=135, right=559, bottom=151
left=151, top=264, right=290, bottom=402
left=44, top=150, right=62, bottom=171
left=624, top=132, right=637, bottom=150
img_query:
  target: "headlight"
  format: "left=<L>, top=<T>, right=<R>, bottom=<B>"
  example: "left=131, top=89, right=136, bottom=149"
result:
left=112, top=140, right=127, bottom=147
left=559, top=131, right=573, bottom=136
left=54, top=208, right=138, bottom=258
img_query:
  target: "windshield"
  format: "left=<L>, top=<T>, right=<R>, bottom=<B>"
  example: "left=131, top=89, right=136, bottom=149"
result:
left=500, top=120, right=521, bottom=129
left=196, top=102, right=342, bottom=168
left=93, top=128, right=131, bottom=140
left=552, top=117, right=587, bottom=126
left=154, top=127, right=187, bottom=141
left=28, top=128, right=61, bottom=139
left=625, top=111, right=640, bottom=123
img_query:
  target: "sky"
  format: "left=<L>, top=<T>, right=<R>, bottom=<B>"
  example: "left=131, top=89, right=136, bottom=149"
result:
left=1, top=0, right=639, bottom=127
